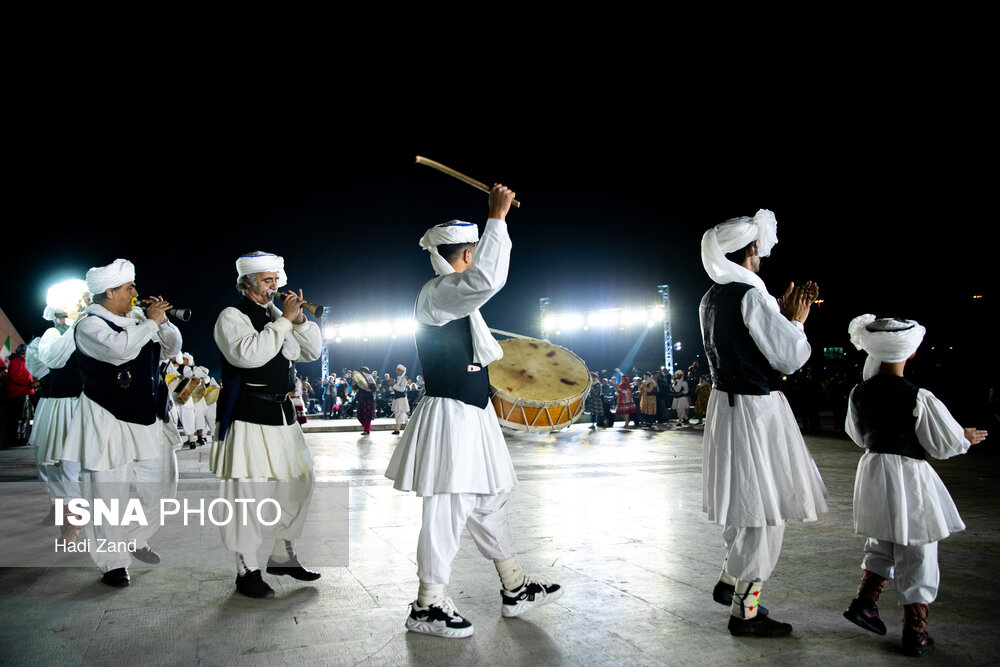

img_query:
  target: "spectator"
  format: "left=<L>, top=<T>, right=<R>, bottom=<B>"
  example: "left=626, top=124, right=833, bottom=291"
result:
left=670, top=370, right=691, bottom=425
left=614, top=375, right=638, bottom=428
left=639, top=372, right=658, bottom=428
left=5, top=344, right=36, bottom=447
left=586, top=372, right=605, bottom=429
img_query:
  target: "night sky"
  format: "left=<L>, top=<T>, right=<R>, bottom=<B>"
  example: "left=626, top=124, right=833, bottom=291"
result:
left=6, top=102, right=995, bottom=412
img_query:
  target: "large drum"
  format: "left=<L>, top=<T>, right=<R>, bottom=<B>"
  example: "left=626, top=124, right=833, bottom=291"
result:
left=488, top=338, right=591, bottom=432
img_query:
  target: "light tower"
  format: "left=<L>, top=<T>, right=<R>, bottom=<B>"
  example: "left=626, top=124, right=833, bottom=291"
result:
left=320, top=310, right=329, bottom=379
left=658, top=284, right=674, bottom=374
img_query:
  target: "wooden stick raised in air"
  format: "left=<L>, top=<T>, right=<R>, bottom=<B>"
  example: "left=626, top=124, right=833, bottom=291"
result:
left=415, top=156, right=521, bottom=208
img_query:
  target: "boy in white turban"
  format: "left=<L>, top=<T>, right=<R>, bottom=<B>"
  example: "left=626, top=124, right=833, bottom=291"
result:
left=385, top=184, right=562, bottom=638
left=843, top=315, right=988, bottom=657
left=699, top=211, right=828, bottom=636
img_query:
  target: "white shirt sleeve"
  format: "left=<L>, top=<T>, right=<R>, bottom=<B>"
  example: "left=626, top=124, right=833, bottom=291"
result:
left=417, top=218, right=511, bottom=325
left=157, top=319, right=183, bottom=361
left=289, top=318, right=322, bottom=363
left=742, top=287, right=811, bottom=375
left=914, top=388, right=971, bottom=460
left=392, top=375, right=408, bottom=392
left=214, top=305, right=322, bottom=368
left=844, top=385, right=866, bottom=449
left=75, top=309, right=177, bottom=366
left=38, top=327, right=77, bottom=369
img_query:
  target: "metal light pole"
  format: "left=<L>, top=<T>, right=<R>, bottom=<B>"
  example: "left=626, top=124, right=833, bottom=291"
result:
left=320, top=311, right=329, bottom=379
left=658, top=284, right=673, bottom=374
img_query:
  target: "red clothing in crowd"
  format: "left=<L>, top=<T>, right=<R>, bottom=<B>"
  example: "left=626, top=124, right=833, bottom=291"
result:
left=5, top=355, right=34, bottom=398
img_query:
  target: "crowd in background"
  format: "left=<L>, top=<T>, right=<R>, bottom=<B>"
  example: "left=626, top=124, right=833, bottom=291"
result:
left=304, top=370, right=425, bottom=420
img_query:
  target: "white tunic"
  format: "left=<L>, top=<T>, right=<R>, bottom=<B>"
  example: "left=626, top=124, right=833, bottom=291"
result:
left=385, top=218, right=517, bottom=496
left=210, top=301, right=321, bottom=480
left=846, top=386, right=970, bottom=545
left=30, top=326, right=81, bottom=464
left=62, top=305, right=183, bottom=471
left=671, top=379, right=690, bottom=412
left=391, top=374, right=410, bottom=417
left=701, top=285, right=828, bottom=527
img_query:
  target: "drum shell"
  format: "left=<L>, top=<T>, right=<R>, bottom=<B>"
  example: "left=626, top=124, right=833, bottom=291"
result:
left=174, top=378, right=199, bottom=405
left=204, top=385, right=220, bottom=406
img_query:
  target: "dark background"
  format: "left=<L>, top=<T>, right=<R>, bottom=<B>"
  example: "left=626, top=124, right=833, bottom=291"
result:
left=5, top=90, right=995, bottom=425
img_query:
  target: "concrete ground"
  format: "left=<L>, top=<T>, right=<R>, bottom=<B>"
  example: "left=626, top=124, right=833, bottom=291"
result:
left=1, top=416, right=997, bottom=666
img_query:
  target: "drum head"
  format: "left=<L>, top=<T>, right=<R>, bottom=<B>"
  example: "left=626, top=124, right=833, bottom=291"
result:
left=489, top=338, right=590, bottom=403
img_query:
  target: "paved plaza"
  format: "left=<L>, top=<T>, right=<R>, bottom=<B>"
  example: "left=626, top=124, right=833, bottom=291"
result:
left=1, top=417, right=997, bottom=666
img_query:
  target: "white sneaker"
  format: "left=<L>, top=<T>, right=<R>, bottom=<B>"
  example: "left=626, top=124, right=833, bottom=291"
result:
left=405, top=597, right=474, bottom=638
left=501, top=577, right=564, bottom=618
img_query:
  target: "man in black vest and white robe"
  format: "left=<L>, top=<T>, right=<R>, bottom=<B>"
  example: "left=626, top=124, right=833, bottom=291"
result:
left=30, top=280, right=89, bottom=540
left=63, top=259, right=181, bottom=587
left=699, top=211, right=828, bottom=636
left=212, top=251, right=323, bottom=598
left=385, top=184, right=562, bottom=639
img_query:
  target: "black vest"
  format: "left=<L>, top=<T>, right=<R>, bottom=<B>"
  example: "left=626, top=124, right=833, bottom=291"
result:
left=851, top=375, right=926, bottom=460
left=76, top=316, right=164, bottom=425
left=46, top=350, right=84, bottom=399
left=415, top=316, right=490, bottom=409
left=701, top=283, right=780, bottom=396
left=219, top=297, right=295, bottom=426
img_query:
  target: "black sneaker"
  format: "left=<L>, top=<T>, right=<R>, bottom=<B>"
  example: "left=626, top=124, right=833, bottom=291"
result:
left=235, top=570, right=275, bottom=599
left=728, top=614, right=792, bottom=637
left=713, top=581, right=768, bottom=616
left=843, top=598, right=886, bottom=635
left=405, top=598, right=474, bottom=638
left=501, top=578, right=564, bottom=618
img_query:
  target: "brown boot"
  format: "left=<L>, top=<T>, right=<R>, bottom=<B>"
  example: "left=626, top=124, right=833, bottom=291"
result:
left=902, top=603, right=934, bottom=657
left=844, top=569, right=888, bottom=635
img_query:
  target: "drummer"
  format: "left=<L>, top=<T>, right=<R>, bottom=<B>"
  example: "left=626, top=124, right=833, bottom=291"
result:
left=385, top=184, right=563, bottom=638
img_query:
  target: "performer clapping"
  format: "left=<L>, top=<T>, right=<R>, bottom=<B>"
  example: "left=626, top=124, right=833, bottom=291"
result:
left=699, top=211, right=828, bottom=636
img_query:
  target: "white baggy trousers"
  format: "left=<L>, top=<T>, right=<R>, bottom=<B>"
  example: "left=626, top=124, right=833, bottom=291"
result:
left=722, top=523, right=786, bottom=582
left=79, top=447, right=178, bottom=572
left=862, top=537, right=939, bottom=605
left=417, top=490, right=517, bottom=585
left=218, top=475, right=314, bottom=557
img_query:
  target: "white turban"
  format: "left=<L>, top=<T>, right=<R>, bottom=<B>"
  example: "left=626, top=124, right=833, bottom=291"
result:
left=419, top=221, right=480, bottom=277
left=236, top=252, right=288, bottom=289
left=848, top=314, right=926, bottom=381
left=86, top=259, right=136, bottom=296
left=397, top=364, right=406, bottom=373
left=701, top=209, right=778, bottom=292
left=418, top=220, right=503, bottom=366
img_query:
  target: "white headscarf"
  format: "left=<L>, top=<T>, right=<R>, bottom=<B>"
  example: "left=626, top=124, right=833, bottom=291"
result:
left=236, top=252, right=288, bottom=289
left=848, top=314, right=926, bottom=380
left=86, top=259, right=136, bottom=296
left=700, top=209, right=778, bottom=292
left=397, top=364, right=406, bottom=373
left=418, top=220, right=503, bottom=366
